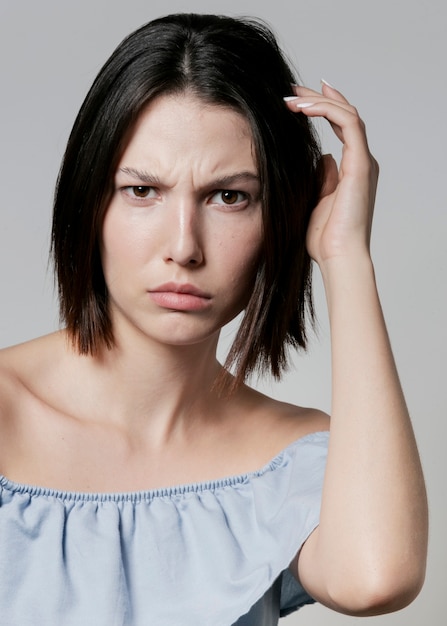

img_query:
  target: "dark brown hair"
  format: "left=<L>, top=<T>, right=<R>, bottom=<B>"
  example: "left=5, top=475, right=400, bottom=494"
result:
left=51, top=13, right=322, bottom=385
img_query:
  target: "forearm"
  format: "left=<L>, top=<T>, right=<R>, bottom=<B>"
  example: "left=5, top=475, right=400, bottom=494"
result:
left=311, top=254, right=428, bottom=611
left=288, top=83, right=428, bottom=613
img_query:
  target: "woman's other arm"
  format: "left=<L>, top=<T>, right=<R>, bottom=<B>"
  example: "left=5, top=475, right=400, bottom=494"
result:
left=286, top=82, right=428, bottom=615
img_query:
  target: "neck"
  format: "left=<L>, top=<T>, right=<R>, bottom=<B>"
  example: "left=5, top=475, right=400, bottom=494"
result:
left=82, top=329, right=227, bottom=441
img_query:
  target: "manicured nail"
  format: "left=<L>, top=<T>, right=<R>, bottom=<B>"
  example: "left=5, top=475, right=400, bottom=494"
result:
left=295, top=102, right=314, bottom=108
left=283, top=95, right=298, bottom=101
left=321, top=78, right=335, bottom=88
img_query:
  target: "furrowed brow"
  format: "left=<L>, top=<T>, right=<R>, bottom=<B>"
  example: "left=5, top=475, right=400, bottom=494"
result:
left=118, top=168, right=260, bottom=189
left=118, top=167, right=162, bottom=185
left=209, top=172, right=260, bottom=187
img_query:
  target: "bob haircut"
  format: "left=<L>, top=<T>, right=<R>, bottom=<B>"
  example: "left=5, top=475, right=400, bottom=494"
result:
left=51, top=13, right=322, bottom=386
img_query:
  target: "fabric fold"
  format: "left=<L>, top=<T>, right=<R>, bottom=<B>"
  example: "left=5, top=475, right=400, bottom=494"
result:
left=0, top=431, right=329, bottom=626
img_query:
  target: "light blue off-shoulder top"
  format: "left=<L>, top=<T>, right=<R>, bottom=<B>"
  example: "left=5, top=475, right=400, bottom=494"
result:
left=0, top=431, right=329, bottom=626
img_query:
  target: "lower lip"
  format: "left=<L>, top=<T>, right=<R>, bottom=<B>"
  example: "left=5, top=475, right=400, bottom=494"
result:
left=149, top=291, right=211, bottom=311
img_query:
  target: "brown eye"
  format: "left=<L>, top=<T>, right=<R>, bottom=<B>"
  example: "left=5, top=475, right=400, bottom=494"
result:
left=132, top=186, right=151, bottom=198
left=121, top=186, right=158, bottom=201
left=212, top=190, right=247, bottom=206
left=221, top=190, right=239, bottom=204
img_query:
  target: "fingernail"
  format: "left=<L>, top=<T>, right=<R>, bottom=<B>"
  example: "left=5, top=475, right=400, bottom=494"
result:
left=283, top=95, right=298, bottom=101
left=295, top=102, right=314, bottom=108
left=321, top=78, right=334, bottom=88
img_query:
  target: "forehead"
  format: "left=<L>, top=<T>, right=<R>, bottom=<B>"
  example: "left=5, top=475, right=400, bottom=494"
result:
left=117, top=93, right=257, bottom=180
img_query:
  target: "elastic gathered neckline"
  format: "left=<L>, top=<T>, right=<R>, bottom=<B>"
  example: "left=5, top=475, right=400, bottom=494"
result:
left=0, top=431, right=328, bottom=503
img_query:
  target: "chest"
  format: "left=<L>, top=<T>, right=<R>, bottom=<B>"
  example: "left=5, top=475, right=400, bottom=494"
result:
left=0, top=408, right=277, bottom=493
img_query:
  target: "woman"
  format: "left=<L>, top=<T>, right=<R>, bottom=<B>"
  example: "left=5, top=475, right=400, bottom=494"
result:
left=0, top=13, right=428, bottom=626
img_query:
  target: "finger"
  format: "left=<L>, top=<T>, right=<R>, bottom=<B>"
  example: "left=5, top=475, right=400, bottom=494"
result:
left=291, top=84, right=322, bottom=98
left=320, top=80, right=350, bottom=105
left=291, top=99, right=368, bottom=152
left=284, top=91, right=354, bottom=117
left=284, top=97, right=356, bottom=144
left=291, top=81, right=350, bottom=106
left=285, top=84, right=375, bottom=180
left=283, top=97, right=353, bottom=126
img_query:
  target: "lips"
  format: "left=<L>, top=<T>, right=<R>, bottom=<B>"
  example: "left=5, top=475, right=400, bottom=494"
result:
left=148, top=283, right=212, bottom=311
left=151, top=282, right=211, bottom=297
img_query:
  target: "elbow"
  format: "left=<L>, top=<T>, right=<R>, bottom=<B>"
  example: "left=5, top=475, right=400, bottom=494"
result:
left=353, top=576, right=425, bottom=616
left=326, top=563, right=426, bottom=616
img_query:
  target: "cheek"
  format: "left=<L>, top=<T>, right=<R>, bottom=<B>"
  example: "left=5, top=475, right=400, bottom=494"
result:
left=222, top=223, right=263, bottom=291
left=101, top=210, right=151, bottom=274
left=241, top=215, right=263, bottom=267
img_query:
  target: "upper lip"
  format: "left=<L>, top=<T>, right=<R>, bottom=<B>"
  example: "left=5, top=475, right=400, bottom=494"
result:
left=149, top=282, right=211, bottom=298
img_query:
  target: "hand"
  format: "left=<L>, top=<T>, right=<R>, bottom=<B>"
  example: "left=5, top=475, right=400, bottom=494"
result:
left=284, top=82, right=379, bottom=267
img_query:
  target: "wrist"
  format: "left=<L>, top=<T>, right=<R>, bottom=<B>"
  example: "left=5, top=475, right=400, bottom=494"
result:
left=318, top=252, right=377, bottom=301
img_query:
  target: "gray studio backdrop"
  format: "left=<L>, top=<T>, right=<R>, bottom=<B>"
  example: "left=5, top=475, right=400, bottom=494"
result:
left=0, top=0, right=445, bottom=624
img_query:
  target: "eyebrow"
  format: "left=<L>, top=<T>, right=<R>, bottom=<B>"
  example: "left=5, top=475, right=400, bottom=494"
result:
left=118, top=167, right=260, bottom=188
left=118, top=167, right=162, bottom=185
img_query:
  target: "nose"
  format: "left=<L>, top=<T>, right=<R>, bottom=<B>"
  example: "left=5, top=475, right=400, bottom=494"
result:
left=164, top=201, right=204, bottom=267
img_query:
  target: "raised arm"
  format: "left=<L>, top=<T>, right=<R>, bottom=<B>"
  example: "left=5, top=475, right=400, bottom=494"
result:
left=285, top=82, right=428, bottom=615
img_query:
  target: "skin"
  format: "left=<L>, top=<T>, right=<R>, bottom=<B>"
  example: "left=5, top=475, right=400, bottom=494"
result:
left=0, top=94, right=325, bottom=490
left=286, top=83, right=428, bottom=614
left=101, top=95, right=263, bottom=350
left=0, top=87, right=428, bottom=616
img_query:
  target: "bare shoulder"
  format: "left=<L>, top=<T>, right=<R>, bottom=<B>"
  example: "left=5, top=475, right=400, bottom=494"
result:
left=260, top=393, right=329, bottom=440
left=229, top=382, right=330, bottom=464
left=0, top=331, right=65, bottom=423
left=0, top=331, right=64, bottom=373
left=0, top=332, right=68, bottom=474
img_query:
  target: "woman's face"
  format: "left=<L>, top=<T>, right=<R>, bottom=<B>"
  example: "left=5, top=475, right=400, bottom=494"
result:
left=101, top=93, right=263, bottom=348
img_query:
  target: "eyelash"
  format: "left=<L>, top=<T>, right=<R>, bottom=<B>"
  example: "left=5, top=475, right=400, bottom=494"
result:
left=121, top=187, right=250, bottom=208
